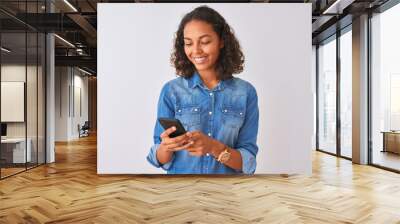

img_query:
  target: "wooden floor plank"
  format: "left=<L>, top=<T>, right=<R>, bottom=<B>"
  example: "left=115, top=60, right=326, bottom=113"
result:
left=0, top=134, right=400, bottom=223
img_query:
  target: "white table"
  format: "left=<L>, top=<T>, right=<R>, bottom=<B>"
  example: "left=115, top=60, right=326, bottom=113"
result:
left=1, top=138, right=32, bottom=163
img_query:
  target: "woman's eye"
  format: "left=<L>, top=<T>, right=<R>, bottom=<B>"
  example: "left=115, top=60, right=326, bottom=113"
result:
left=184, top=43, right=192, bottom=46
left=201, top=41, right=210, bottom=45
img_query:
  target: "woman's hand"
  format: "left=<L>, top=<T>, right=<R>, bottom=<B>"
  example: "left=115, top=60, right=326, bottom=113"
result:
left=185, top=131, right=220, bottom=156
left=159, top=126, right=193, bottom=153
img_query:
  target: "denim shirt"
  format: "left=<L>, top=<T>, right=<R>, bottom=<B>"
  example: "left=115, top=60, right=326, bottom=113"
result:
left=146, top=72, right=259, bottom=174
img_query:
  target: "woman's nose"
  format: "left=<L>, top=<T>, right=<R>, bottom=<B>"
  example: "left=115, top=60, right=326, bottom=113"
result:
left=193, top=43, right=203, bottom=54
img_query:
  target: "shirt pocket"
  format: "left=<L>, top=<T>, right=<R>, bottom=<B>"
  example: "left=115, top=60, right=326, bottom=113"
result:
left=175, top=105, right=201, bottom=131
left=221, top=106, right=245, bottom=129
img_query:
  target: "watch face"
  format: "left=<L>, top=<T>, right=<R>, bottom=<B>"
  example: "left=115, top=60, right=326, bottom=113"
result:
left=220, top=152, right=230, bottom=163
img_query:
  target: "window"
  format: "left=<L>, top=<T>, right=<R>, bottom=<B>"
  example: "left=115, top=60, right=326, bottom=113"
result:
left=340, top=28, right=352, bottom=158
left=318, top=36, right=337, bottom=154
left=371, top=3, right=400, bottom=171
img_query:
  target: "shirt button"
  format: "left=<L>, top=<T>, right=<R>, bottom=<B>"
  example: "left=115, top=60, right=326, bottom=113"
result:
left=224, top=109, right=228, bottom=113
left=178, top=110, right=181, bottom=112
left=209, top=111, right=212, bottom=115
left=194, top=108, right=198, bottom=112
left=208, top=133, right=211, bottom=136
left=206, top=153, right=210, bottom=156
left=209, top=93, right=213, bottom=96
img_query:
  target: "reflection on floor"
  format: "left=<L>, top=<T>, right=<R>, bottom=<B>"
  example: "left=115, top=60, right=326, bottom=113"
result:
left=0, top=163, right=41, bottom=179
left=373, top=150, right=400, bottom=171
left=0, top=167, right=25, bottom=178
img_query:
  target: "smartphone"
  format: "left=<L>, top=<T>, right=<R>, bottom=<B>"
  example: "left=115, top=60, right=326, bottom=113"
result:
left=158, top=118, right=187, bottom=138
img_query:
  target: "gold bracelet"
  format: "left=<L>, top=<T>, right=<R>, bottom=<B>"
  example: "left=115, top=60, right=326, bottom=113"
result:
left=217, top=145, right=229, bottom=162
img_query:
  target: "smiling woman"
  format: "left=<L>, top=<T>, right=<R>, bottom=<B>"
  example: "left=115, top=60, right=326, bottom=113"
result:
left=146, top=6, right=259, bottom=174
left=183, top=20, right=224, bottom=76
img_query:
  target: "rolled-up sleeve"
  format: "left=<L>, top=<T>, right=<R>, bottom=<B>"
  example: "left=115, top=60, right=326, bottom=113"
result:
left=235, top=85, right=259, bottom=174
left=146, top=83, right=176, bottom=171
left=147, top=144, right=175, bottom=171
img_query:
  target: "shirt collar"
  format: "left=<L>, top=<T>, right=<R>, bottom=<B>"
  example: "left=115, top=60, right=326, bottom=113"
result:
left=188, top=71, right=230, bottom=91
left=188, top=72, right=202, bottom=89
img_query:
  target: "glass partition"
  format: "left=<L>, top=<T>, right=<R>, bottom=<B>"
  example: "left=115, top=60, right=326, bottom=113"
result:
left=0, top=1, right=46, bottom=179
left=25, top=0, right=45, bottom=170
left=318, top=36, right=337, bottom=154
left=0, top=31, right=28, bottom=177
left=27, top=31, right=38, bottom=169
left=38, top=32, right=45, bottom=165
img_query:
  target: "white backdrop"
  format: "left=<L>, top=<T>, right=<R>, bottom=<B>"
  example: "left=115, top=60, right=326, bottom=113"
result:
left=98, top=3, right=313, bottom=174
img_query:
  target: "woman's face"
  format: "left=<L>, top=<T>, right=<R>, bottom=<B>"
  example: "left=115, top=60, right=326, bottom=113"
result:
left=183, top=20, right=224, bottom=74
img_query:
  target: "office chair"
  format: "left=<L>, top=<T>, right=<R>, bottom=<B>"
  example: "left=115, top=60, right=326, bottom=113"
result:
left=79, top=121, right=90, bottom=138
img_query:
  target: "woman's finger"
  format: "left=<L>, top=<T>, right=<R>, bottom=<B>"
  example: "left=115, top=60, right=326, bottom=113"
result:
left=163, top=134, right=189, bottom=145
left=172, top=140, right=194, bottom=151
left=165, top=142, right=185, bottom=150
left=169, top=134, right=190, bottom=143
left=186, top=145, right=201, bottom=153
left=187, top=131, right=203, bottom=141
left=160, top=126, right=176, bottom=138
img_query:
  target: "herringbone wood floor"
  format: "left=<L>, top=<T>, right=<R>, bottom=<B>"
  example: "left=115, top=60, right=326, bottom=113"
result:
left=1, top=135, right=400, bottom=224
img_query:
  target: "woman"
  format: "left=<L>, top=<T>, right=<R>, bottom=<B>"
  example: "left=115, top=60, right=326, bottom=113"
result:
left=147, top=6, right=259, bottom=174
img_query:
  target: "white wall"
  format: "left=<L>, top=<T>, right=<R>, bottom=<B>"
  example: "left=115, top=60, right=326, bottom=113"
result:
left=55, top=67, right=89, bottom=141
left=72, top=72, right=89, bottom=138
left=98, top=3, right=313, bottom=174
left=55, top=67, right=69, bottom=141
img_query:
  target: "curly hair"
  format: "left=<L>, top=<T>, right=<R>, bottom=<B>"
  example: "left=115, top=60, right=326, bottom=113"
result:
left=170, top=6, right=244, bottom=80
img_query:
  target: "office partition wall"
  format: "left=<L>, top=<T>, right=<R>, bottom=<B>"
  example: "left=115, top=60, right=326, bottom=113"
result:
left=0, top=32, right=28, bottom=177
left=0, top=1, right=47, bottom=179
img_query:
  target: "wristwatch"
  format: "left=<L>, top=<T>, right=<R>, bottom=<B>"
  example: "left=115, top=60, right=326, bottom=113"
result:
left=217, top=145, right=231, bottom=163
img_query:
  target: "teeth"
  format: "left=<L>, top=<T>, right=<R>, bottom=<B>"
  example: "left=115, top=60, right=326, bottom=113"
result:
left=194, top=56, right=206, bottom=63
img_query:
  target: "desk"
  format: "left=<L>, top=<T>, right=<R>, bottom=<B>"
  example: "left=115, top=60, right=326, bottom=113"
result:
left=382, top=131, right=400, bottom=154
left=1, top=138, right=32, bottom=163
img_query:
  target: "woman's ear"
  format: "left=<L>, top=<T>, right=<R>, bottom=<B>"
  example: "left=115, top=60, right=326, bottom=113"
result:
left=219, top=40, right=224, bottom=49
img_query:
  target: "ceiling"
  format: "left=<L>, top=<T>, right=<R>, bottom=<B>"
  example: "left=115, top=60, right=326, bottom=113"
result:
left=0, top=0, right=393, bottom=75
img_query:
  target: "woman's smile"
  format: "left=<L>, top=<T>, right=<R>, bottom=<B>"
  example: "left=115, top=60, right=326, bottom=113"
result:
left=193, top=56, right=208, bottom=64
